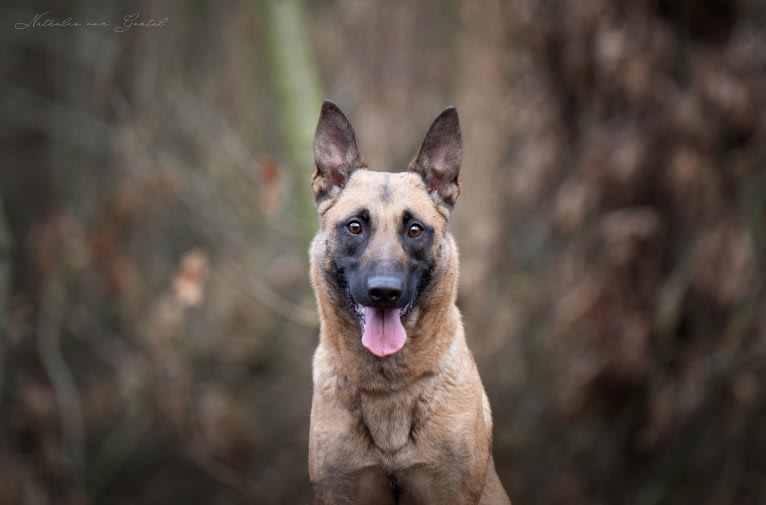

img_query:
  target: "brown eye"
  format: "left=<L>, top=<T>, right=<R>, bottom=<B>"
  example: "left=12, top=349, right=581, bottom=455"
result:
left=347, top=221, right=363, bottom=235
left=408, top=224, right=423, bottom=238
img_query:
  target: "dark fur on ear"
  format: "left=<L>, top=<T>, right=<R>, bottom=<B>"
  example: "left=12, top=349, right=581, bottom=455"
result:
left=312, top=100, right=367, bottom=205
left=408, top=106, right=462, bottom=210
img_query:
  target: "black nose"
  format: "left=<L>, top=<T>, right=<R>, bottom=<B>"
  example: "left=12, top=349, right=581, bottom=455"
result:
left=367, top=276, right=403, bottom=306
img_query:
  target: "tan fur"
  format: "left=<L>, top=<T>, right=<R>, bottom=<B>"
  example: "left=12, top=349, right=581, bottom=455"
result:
left=309, top=169, right=511, bottom=504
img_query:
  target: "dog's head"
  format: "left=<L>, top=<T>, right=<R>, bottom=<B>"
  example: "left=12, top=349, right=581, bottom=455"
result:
left=310, top=101, right=462, bottom=358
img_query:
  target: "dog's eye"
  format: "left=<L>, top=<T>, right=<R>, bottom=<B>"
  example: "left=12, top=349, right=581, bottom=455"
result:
left=408, top=224, right=424, bottom=238
left=346, top=221, right=363, bottom=235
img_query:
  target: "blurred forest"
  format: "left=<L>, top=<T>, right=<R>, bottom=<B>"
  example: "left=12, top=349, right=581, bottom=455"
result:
left=2, top=0, right=766, bottom=504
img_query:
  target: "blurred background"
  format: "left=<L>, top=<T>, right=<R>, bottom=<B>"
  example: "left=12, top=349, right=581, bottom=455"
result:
left=2, top=0, right=766, bottom=504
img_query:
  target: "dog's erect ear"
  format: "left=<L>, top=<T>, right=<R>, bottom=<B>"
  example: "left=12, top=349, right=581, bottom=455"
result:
left=312, top=100, right=366, bottom=204
left=408, top=106, right=462, bottom=209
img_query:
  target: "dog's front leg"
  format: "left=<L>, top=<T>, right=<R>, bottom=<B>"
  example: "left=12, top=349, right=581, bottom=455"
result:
left=394, top=460, right=488, bottom=505
left=312, top=465, right=396, bottom=505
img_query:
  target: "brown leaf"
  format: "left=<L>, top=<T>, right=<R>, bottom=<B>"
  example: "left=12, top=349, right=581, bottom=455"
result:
left=172, top=248, right=210, bottom=308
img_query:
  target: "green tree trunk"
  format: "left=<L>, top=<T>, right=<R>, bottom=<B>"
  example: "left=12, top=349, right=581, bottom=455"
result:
left=261, top=0, right=323, bottom=243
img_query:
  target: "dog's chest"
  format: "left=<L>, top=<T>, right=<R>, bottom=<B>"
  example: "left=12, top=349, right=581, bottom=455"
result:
left=359, top=392, right=414, bottom=453
left=354, top=378, right=436, bottom=455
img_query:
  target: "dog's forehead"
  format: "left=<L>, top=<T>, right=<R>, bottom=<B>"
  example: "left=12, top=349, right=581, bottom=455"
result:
left=330, top=170, right=443, bottom=224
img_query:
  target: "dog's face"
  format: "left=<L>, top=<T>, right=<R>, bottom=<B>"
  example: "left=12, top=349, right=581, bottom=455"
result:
left=310, top=101, right=462, bottom=358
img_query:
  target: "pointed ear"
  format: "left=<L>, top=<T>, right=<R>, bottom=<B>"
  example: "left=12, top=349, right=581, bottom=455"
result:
left=312, top=100, right=366, bottom=204
left=408, top=106, right=462, bottom=209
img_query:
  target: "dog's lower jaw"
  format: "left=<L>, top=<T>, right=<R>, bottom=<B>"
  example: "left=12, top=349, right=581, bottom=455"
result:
left=341, top=289, right=420, bottom=359
left=338, top=306, right=459, bottom=394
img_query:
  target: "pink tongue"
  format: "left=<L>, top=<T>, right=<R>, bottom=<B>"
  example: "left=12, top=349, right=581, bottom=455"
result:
left=361, top=306, right=407, bottom=357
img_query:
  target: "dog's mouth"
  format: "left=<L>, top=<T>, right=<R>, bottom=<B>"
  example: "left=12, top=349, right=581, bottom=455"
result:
left=343, top=286, right=416, bottom=358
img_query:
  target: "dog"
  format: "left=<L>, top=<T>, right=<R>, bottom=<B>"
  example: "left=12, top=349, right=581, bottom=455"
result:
left=308, top=101, right=510, bottom=505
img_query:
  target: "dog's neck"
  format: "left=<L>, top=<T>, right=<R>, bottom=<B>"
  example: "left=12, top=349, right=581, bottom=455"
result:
left=321, top=301, right=466, bottom=454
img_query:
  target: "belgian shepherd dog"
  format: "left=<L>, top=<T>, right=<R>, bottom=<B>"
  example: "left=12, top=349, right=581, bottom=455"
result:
left=308, top=101, right=510, bottom=504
